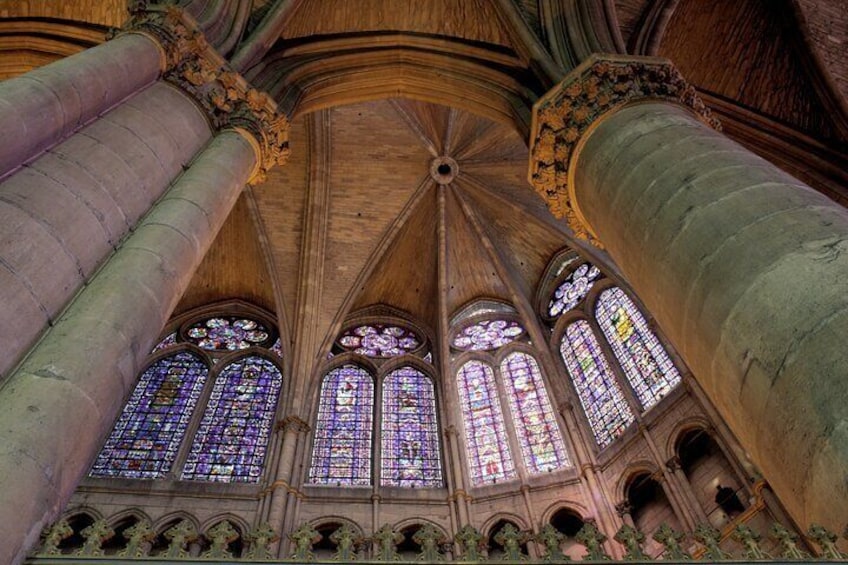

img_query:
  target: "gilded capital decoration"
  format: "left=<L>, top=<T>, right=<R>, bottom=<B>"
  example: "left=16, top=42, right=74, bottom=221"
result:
left=116, top=3, right=289, bottom=184
left=528, top=54, right=720, bottom=246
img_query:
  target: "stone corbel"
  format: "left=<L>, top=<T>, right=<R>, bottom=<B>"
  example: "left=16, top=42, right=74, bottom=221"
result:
left=528, top=54, right=720, bottom=246
left=115, top=4, right=290, bottom=184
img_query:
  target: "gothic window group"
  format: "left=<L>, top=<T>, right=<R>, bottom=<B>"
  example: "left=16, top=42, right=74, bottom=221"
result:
left=307, top=322, right=444, bottom=488
left=89, top=313, right=283, bottom=484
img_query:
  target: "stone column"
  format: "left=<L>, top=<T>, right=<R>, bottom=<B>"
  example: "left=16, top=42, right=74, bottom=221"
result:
left=266, top=416, right=309, bottom=552
left=529, top=54, right=848, bottom=532
left=445, top=425, right=471, bottom=526
left=665, top=456, right=710, bottom=525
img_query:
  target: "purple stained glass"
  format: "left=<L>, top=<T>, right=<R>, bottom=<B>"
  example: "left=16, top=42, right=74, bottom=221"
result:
left=456, top=360, right=516, bottom=484
left=500, top=352, right=571, bottom=473
left=181, top=356, right=282, bottom=483
left=595, top=287, right=681, bottom=410
left=151, top=332, right=177, bottom=353
left=337, top=324, right=421, bottom=358
left=548, top=263, right=602, bottom=317
left=381, top=367, right=443, bottom=487
left=185, top=317, right=270, bottom=351
left=559, top=321, right=635, bottom=448
left=452, top=320, right=525, bottom=351
left=90, top=352, right=208, bottom=479
left=271, top=338, right=283, bottom=358
left=308, top=365, right=374, bottom=485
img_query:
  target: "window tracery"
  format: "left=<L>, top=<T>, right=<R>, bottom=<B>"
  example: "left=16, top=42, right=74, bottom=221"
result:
left=548, top=263, right=602, bottom=317
left=336, top=324, right=421, bottom=358
left=452, top=319, right=525, bottom=351
left=91, top=308, right=282, bottom=484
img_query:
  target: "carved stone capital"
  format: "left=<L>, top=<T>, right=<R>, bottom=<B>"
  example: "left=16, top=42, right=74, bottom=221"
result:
left=528, top=54, right=720, bottom=246
left=117, top=4, right=289, bottom=184
left=614, top=500, right=632, bottom=517
left=665, top=455, right=682, bottom=473
left=278, top=415, right=311, bottom=434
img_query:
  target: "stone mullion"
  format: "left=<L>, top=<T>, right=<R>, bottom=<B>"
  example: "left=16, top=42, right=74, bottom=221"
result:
left=529, top=53, right=848, bottom=533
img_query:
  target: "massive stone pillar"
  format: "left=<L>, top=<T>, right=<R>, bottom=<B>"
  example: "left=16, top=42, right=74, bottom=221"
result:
left=0, top=6, right=290, bottom=564
left=529, top=54, right=848, bottom=533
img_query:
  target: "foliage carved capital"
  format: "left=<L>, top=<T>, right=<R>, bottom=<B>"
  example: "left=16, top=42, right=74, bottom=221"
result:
left=528, top=54, right=720, bottom=246
left=116, top=3, right=290, bottom=184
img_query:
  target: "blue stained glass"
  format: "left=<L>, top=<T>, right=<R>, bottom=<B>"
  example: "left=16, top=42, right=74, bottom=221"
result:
left=90, top=352, right=208, bottom=479
left=151, top=332, right=177, bottom=353
left=548, top=263, right=602, bottom=317
left=381, top=367, right=443, bottom=487
left=595, top=287, right=681, bottom=410
left=559, top=321, right=635, bottom=448
left=181, top=356, right=282, bottom=483
left=271, top=338, right=283, bottom=358
left=308, top=365, right=374, bottom=485
left=456, top=360, right=516, bottom=484
left=500, top=352, right=571, bottom=473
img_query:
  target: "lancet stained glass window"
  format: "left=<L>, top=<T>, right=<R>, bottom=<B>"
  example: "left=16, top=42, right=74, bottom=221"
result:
left=337, top=324, right=421, bottom=358
left=457, top=360, right=516, bottom=484
left=181, top=356, right=282, bottom=482
left=381, top=367, right=443, bottom=487
left=452, top=320, right=525, bottom=351
left=595, top=287, right=681, bottom=409
left=500, top=352, right=570, bottom=473
left=308, top=365, right=374, bottom=485
left=560, top=321, right=635, bottom=448
left=548, top=263, right=602, bottom=317
left=185, top=317, right=270, bottom=351
left=90, top=352, right=208, bottom=479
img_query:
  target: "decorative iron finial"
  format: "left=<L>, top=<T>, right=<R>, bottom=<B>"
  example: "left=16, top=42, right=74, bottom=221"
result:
left=202, top=520, right=239, bottom=559
left=807, top=524, right=846, bottom=560
left=75, top=519, right=115, bottom=556
left=119, top=520, right=156, bottom=558
left=413, top=524, right=445, bottom=562
left=731, top=523, right=771, bottom=560
left=536, top=524, right=569, bottom=562
left=494, top=523, right=528, bottom=561
left=575, top=522, right=610, bottom=561
left=244, top=522, right=278, bottom=560
left=652, top=523, right=690, bottom=560
left=289, top=522, right=321, bottom=561
left=693, top=524, right=730, bottom=561
left=330, top=524, right=360, bottom=561
left=163, top=520, right=198, bottom=559
left=39, top=519, right=73, bottom=555
left=769, top=523, right=809, bottom=560
left=614, top=524, right=647, bottom=561
left=373, top=523, right=404, bottom=561
left=454, top=524, right=484, bottom=562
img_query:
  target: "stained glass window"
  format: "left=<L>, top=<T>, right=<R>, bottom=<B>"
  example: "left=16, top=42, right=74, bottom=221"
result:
left=151, top=332, right=177, bottom=353
left=181, top=356, right=282, bottom=483
left=452, top=320, right=525, bottom=351
left=500, top=352, right=570, bottom=473
left=337, top=324, right=421, bottom=358
left=185, top=317, right=270, bottom=351
left=456, top=360, right=516, bottom=484
left=381, top=367, right=443, bottom=487
left=559, top=321, right=635, bottom=448
left=595, top=287, right=681, bottom=409
left=271, top=338, right=283, bottom=358
left=548, top=263, right=602, bottom=317
left=90, top=352, right=208, bottom=479
left=308, top=365, right=374, bottom=485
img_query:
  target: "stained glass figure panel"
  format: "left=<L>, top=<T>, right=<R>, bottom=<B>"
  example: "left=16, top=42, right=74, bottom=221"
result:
left=381, top=367, right=443, bottom=487
left=500, top=352, right=570, bottom=473
left=90, top=352, right=208, bottom=479
left=337, top=324, right=421, bottom=358
left=185, top=317, right=270, bottom=351
left=559, top=321, right=635, bottom=448
left=452, top=320, right=525, bottom=351
left=151, top=332, right=177, bottom=353
left=456, top=360, right=516, bottom=484
left=308, top=365, right=374, bottom=485
left=181, top=356, right=282, bottom=483
left=548, top=263, right=602, bottom=317
left=595, top=287, right=681, bottom=409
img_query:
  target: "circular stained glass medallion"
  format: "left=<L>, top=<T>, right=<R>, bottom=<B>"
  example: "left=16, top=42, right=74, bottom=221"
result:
left=337, top=324, right=421, bottom=358
left=452, top=319, right=525, bottom=351
left=548, top=263, right=602, bottom=317
left=185, top=317, right=270, bottom=351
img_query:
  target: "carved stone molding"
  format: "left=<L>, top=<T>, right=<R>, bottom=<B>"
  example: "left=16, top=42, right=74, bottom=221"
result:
left=116, top=3, right=289, bottom=184
left=528, top=54, right=720, bottom=246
